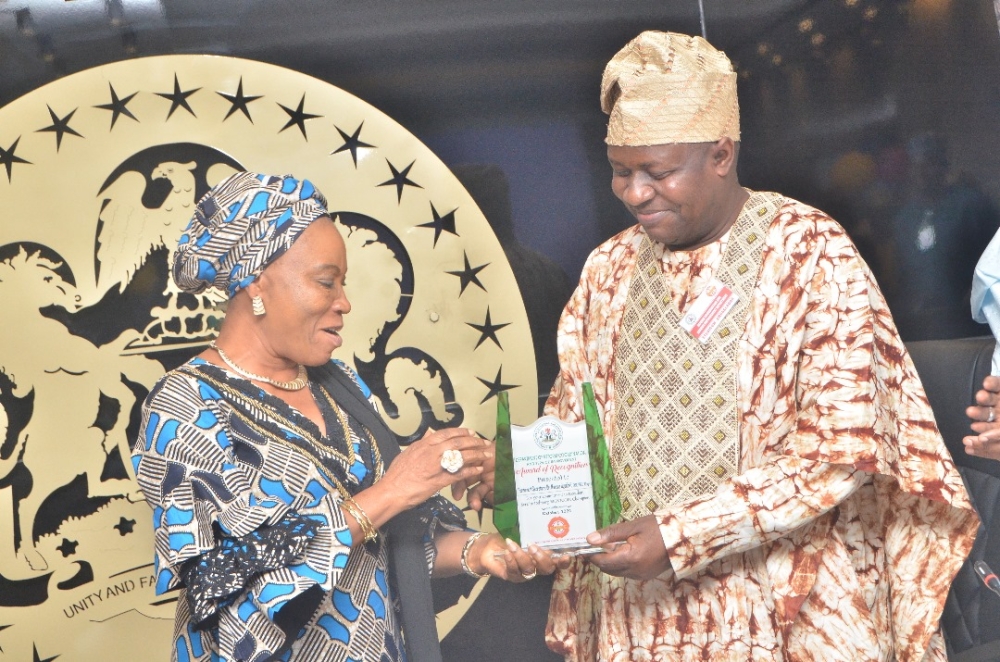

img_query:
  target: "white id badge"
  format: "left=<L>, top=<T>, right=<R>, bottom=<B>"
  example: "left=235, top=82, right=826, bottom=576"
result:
left=678, top=277, right=739, bottom=343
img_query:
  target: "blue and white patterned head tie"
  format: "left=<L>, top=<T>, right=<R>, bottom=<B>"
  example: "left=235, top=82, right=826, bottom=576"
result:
left=172, top=171, right=329, bottom=297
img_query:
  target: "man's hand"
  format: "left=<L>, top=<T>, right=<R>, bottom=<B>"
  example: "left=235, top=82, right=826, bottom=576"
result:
left=584, top=515, right=671, bottom=580
left=965, top=375, right=1000, bottom=460
left=967, top=375, right=1000, bottom=433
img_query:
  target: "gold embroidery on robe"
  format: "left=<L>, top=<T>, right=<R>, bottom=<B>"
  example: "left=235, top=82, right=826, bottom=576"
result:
left=613, top=191, right=782, bottom=517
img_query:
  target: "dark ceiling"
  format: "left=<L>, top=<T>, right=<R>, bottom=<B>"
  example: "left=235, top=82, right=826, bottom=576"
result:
left=0, top=1, right=809, bottom=128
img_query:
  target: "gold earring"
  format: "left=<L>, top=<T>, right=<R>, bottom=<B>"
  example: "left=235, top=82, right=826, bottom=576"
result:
left=252, top=295, right=266, bottom=316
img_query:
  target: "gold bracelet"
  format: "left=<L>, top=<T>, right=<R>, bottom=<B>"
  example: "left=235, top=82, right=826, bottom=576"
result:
left=343, top=498, right=377, bottom=543
left=342, top=497, right=378, bottom=543
left=461, top=532, right=490, bottom=579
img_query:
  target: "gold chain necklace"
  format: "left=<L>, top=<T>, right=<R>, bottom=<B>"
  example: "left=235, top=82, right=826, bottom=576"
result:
left=211, top=341, right=308, bottom=391
left=179, top=365, right=386, bottom=490
left=318, top=387, right=385, bottom=481
left=183, top=366, right=357, bottom=469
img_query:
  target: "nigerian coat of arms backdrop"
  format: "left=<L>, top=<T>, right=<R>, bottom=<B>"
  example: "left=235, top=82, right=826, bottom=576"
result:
left=0, top=55, right=536, bottom=661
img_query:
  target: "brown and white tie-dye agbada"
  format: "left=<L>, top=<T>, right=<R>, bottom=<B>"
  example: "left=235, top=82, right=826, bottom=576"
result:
left=544, top=195, right=979, bottom=662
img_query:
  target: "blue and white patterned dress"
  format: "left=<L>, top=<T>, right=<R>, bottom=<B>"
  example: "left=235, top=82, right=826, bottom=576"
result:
left=132, top=358, right=465, bottom=662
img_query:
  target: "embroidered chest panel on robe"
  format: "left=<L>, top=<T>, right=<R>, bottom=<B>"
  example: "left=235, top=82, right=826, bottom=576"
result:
left=612, top=192, right=782, bottom=518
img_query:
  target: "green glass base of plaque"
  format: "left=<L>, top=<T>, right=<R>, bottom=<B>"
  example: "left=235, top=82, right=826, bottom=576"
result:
left=493, top=389, right=520, bottom=545
left=492, top=385, right=621, bottom=548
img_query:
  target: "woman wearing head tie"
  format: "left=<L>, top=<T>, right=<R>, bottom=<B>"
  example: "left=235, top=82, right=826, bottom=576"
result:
left=132, top=172, right=556, bottom=662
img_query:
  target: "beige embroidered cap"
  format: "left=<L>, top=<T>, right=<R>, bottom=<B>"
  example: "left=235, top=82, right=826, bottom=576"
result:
left=601, top=31, right=740, bottom=146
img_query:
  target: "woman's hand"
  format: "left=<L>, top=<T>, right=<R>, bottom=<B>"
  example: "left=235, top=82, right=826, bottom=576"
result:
left=379, top=428, right=490, bottom=511
left=451, top=439, right=495, bottom=511
left=471, top=534, right=571, bottom=582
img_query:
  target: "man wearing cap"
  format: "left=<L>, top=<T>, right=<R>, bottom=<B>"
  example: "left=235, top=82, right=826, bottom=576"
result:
left=542, top=31, right=978, bottom=661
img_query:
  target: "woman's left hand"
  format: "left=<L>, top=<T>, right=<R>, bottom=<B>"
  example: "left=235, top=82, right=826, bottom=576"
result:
left=471, top=534, right=571, bottom=582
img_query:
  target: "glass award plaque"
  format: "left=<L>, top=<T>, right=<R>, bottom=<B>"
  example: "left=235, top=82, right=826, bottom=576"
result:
left=493, top=383, right=621, bottom=552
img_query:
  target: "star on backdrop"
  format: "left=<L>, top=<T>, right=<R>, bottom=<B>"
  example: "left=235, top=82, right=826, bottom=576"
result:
left=0, top=138, right=31, bottom=182
left=156, top=74, right=200, bottom=119
left=447, top=251, right=489, bottom=296
left=378, top=159, right=422, bottom=202
left=113, top=517, right=135, bottom=536
left=218, top=77, right=262, bottom=123
left=278, top=93, right=321, bottom=139
left=477, top=366, right=519, bottom=403
left=36, top=106, right=83, bottom=151
left=94, top=83, right=138, bottom=129
left=32, top=643, right=59, bottom=662
left=418, top=202, right=459, bottom=246
left=332, top=122, right=374, bottom=166
left=55, top=538, right=78, bottom=558
left=467, top=307, right=509, bottom=349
